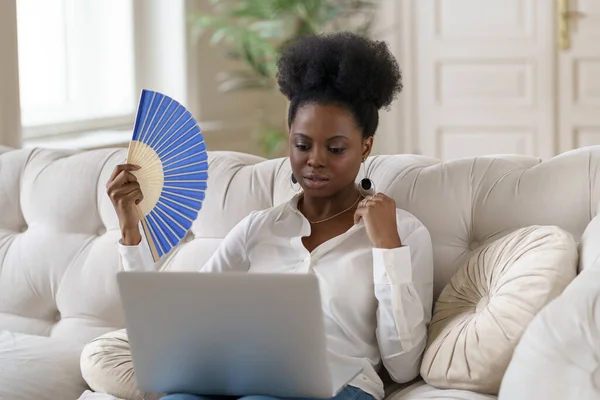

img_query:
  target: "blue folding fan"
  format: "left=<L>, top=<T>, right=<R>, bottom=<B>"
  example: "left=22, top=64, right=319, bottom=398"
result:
left=126, top=89, right=208, bottom=261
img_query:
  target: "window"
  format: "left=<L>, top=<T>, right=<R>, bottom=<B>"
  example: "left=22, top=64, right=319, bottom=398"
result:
left=16, top=0, right=135, bottom=137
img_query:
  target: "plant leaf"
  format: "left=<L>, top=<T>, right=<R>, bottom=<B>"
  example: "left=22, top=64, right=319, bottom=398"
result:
left=216, top=69, right=274, bottom=92
left=259, top=125, right=288, bottom=157
left=218, top=77, right=272, bottom=93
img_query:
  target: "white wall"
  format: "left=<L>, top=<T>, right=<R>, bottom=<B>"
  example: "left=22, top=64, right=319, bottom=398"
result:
left=371, top=0, right=410, bottom=156
left=0, top=0, right=22, bottom=148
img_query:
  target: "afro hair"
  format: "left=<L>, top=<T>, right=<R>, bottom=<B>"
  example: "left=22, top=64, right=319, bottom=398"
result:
left=276, top=32, right=402, bottom=137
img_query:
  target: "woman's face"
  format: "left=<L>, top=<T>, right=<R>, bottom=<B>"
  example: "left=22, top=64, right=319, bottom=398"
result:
left=289, top=103, right=372, bottom=198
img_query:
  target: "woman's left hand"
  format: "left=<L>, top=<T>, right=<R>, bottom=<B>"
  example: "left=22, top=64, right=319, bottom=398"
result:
left=354, top=193, right=402, bottom=249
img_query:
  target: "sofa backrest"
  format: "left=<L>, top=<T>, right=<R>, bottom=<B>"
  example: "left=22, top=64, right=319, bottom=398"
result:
left=1, top=146, right=599, bottom=343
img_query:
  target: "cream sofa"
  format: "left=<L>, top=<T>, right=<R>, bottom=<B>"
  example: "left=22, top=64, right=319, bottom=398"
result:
left=0, top=145, right=599, bottom=400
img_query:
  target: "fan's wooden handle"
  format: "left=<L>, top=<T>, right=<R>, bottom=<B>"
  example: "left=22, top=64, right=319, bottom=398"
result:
left=137, top=205, right=160, bottom=262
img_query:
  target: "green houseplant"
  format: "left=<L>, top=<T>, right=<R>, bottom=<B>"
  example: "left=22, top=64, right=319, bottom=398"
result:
left=192, top=0, right=379, bottom=157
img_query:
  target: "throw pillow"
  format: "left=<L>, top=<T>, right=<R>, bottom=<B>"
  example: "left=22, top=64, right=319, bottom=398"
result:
left=420, top=225, right=578, bottom=394
left=80, top=329, right=163, bottom=400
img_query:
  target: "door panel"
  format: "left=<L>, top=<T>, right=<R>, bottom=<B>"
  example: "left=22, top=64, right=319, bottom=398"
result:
left=559, top=0, right=600, bottom=152
left=415, top=0, right=555, bottom=159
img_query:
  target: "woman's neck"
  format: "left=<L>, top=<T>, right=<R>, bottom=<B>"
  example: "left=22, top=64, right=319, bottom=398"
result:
left=299, top=184, right=362, bottom=222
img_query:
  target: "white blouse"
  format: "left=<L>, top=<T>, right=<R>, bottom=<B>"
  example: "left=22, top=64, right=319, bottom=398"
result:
left=118, top=194, right=434, bottom=400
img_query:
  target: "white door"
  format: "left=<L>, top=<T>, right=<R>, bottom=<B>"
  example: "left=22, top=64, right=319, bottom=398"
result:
left=558, top=0, right=600, bottom=153
left=414, top=0, right=555, bottom=159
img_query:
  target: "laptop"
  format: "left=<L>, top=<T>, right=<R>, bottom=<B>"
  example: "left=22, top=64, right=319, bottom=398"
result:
left=116, top=271, right=362, bottom=398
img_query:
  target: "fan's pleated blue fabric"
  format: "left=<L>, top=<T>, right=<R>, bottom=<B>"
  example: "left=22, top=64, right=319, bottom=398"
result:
left=132, top=89, right=208, bottom=259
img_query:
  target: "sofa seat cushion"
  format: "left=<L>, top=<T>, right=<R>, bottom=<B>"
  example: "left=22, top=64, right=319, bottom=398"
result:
left=388, top=380, right=496, bottom=399
left=78, top=391, right=125, bottom=399
left=420, top=226, right=578, bottom=394
left=498, top=255, right=600, bottom=399
left=0, top=330, right=88, bottom=400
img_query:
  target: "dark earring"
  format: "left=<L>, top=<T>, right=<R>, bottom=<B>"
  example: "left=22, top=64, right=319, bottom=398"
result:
left=290, top=173, right=300, bottom=191
left=359, top=158, right=374, bottom=195
left=360, top=178, right=372, bottom=191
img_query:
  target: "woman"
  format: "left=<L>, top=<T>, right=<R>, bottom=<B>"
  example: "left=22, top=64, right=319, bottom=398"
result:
left=106, top=32, right=433, bottom=400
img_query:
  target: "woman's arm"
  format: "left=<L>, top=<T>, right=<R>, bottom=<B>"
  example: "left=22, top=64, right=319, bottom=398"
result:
left=117, top=223, right=155, bottom=271
left=117, top=212, right=256, bottom=273
left=373, top=222, right=434, bottom=383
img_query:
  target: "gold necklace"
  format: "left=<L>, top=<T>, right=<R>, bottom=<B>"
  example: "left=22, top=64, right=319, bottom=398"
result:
left=303, top=194, right=363, bottom=224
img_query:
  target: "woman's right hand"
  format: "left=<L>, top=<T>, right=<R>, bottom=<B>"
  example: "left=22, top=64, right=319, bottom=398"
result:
left=106, top=163, right=144, bottom=245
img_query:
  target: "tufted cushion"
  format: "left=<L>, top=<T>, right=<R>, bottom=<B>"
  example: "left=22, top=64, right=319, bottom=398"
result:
left=498, top=216, right=600, bottom=400
left=0, top=148, right=130, bottom=342
left=420, top=226, right=578, bottom=394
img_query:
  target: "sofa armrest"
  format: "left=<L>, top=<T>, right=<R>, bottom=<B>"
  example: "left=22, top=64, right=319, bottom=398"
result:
left=579, top=211, right=600, bottom=272
left=499, top=265, right=600, bottom=400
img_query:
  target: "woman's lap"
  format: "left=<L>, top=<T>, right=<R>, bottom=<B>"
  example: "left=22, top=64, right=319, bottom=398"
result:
left=161, top=385, right=374, bottom=400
